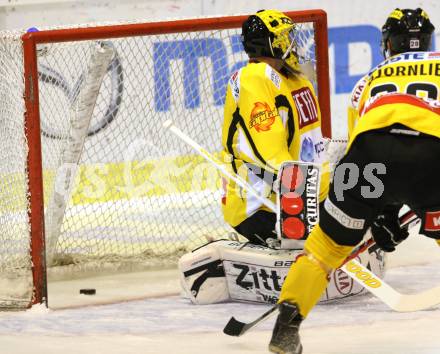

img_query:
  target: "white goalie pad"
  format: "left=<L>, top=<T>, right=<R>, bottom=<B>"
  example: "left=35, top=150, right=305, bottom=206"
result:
left=179, top=240, right=385, bottom=305
left=178, top=242, right=229, bottom=305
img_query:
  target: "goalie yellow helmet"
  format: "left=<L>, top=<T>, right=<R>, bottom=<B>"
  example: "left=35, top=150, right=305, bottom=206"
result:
left=242, top=9, right=300, bottom=72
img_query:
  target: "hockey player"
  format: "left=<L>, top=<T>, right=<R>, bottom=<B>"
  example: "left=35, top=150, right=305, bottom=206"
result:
left=269, top=8, right=440, bottom=354
left=350, top=8, right=437, bottom=254
left=221, top=9, right=329, bottom=245
left=178, top=10, right=387, bottom=307
left=349, top=8, right=435, bottom=135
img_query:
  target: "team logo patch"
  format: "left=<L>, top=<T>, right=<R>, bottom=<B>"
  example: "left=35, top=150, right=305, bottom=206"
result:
left=334, top=268, right=354, bottom=295
left=249, top=102, right=278, bottom=132
left=300, top=137, right=314, bottom=162
left=424, top=210, right=440, bottom=231
left=351, top=78, right=367, bottom=108
left=266, top=65, right=281, bottom=89
left=299, top=127, right=325, bottom=163
left=291, top=87, right=319, bottom=128
left=229, top=70, right=240, bottom=102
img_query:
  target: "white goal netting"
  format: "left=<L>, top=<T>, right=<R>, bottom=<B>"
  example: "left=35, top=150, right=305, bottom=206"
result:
left=0, top=14, right=326, bottom=308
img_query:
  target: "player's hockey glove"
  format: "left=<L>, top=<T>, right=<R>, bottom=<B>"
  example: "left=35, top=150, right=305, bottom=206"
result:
left=370, top=205, right=409, bottom=252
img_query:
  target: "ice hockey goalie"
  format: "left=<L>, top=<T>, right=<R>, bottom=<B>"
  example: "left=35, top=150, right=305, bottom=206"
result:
left=179, top=161, right=386, bottom=305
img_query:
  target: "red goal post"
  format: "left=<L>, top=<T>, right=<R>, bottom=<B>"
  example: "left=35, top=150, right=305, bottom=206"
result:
left=8, top=9, right=330, bottom=308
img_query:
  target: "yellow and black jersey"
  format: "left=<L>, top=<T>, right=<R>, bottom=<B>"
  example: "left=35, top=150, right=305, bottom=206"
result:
left=221, top=61, right=328, bottom=227
left=348, top=51, right=440, bottom=138
left=349, top=93, right=440, bottom=150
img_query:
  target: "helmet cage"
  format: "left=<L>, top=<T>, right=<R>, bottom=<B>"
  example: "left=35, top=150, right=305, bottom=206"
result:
left=280, top=28, right=298, bottom=60
left=271, top=26, right=299, bottom=70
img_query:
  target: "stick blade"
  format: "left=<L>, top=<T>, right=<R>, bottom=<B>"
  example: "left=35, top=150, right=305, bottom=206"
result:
left=223, top=305, right=279, bottom=337
left=223, top=316, right=246, bottom=336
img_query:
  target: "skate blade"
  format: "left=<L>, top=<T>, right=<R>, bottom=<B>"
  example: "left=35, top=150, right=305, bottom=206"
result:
left=268, top=343, right=303, bottom=354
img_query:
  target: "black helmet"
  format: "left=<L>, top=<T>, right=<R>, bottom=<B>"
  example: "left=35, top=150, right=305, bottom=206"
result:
left=381, top=8, right=435, bottom=58
left=241, top=9, right=300, bottom=72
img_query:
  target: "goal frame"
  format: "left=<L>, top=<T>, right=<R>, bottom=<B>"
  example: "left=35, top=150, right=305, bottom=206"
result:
left=21, top=9, right=330, bottom=306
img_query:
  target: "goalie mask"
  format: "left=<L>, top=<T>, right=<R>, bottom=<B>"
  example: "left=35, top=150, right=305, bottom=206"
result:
left=381, top=8, right=435, bottom=59
left=242, top=9, right=300, bottom=73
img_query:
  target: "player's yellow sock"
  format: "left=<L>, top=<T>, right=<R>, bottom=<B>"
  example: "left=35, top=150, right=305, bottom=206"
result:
left=436, top=239, right=440, bottom=247
left=279, top=225, right=354, bottom=318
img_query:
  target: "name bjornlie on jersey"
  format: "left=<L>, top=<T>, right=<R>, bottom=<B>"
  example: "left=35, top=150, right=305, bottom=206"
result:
left=350, top=51, right=440, bottom=110
left=369, top=51, right=440, bottom=75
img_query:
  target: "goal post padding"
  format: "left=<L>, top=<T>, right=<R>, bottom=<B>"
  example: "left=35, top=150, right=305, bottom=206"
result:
left=0, top=10, right=330, bottom=308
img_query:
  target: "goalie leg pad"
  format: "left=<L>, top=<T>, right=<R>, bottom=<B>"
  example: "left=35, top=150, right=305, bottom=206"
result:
left=178, top=242, right=229, bottom=305
left=179, top=240, right=385, bottom=305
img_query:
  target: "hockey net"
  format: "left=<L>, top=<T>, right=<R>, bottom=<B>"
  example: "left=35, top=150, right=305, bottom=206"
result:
left=0, top=10, right=330, bottom=308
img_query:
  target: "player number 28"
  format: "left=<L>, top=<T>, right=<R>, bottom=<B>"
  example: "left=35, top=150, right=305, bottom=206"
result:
left=370, top=82, right=439, bottom=100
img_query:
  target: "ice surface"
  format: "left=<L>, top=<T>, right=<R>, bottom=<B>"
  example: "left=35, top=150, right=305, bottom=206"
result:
left=0, top=231, right=438, bottom=353
left=0, top=265, right=439, bottom=353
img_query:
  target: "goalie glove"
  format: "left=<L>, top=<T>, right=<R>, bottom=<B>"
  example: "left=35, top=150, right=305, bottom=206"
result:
left=371, top=205, right=409, bottom=252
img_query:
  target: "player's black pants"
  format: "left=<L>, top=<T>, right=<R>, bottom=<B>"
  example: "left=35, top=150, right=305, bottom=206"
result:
left=233, top=210, right=277, bottom=245
left=321, top=128, right=440, bottom=246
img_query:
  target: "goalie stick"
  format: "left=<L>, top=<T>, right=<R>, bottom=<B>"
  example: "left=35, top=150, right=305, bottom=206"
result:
left=163, top=123, right=440, bottom=324
left=163, top=119, right=276, bottom=212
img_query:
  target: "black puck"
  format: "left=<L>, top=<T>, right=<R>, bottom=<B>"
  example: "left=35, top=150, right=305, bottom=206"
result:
left=79, top=288, right=96, bottom=295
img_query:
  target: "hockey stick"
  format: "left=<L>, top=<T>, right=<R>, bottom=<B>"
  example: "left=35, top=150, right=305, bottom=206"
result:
left=222, top=210, right=420, bottom=336
left=223, top=302, right=280, bottom=337
left=340, top=211, right=440, bottom=312
left=342, top=209, right=418, bottom=265
left=341, top=259, right=440, bottom=312
left=222, top=235, right=379, bottom=337
left=163, top=120, right=276, bottom=211
left=165, top=122, right=440, bottom=316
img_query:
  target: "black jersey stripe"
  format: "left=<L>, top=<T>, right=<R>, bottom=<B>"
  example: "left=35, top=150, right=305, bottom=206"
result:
left=226, top=108, right=242, bottom=174
left=275, top=94, right=295, bottom=148
left=227, top=107, right=277, bottom=172
left=237, top=112, right=274, bottom=170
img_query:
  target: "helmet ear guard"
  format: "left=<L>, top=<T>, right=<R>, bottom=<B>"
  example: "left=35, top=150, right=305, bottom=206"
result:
left=381, top=8, right=435, bottom=58
left=241, top=9, right=301, bottom=73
